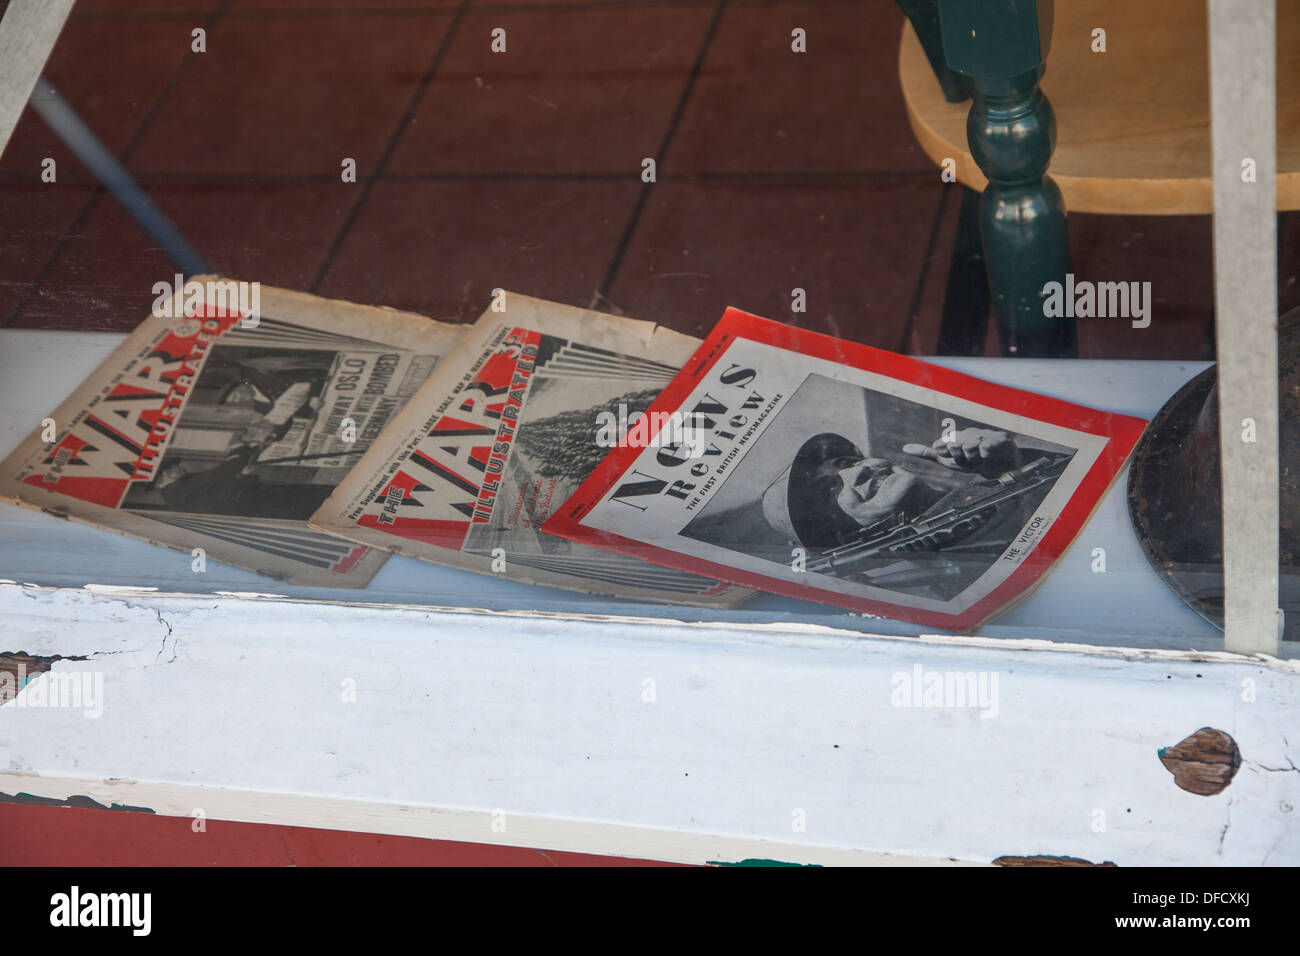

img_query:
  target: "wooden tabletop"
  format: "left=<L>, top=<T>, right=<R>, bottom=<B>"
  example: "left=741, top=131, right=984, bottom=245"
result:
left=899, top=0, right=1300, bottom=215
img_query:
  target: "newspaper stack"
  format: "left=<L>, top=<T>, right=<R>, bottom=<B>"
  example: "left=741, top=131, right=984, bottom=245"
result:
left=4, top=286, right=1147, bottom=628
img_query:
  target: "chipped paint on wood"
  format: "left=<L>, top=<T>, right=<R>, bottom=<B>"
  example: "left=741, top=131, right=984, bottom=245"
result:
left=5, top=579, right=1298, bottom=667
left=0, top=650, right=86, bottom=688
left=994, top=855, right=1117, bottom=867
left=1, top=585, right=1296, bottom=866
left=0, top=790, right=153, bottom=813
left=709, top=858, right=822, bottom=867
left=1159, top=728, right=1242, bottom=795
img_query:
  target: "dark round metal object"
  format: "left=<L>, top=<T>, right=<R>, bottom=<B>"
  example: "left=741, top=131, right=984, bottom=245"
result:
left=1127, top=308, right=1299, bottom=640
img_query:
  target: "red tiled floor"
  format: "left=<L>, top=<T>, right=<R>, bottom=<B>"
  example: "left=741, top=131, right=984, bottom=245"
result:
left=0, top=18, right=192, bottom=181
left=387, top=6, right=714, bottom=176
left=128, top=12, right=455, bottom=177
left=1069, top=212, right=1214, bottom=360
left=72, top=0, right=223, bottom=13
left=664, top=1, right=931, bottom=175
left=0, top=0, right=1287, bottom=364
left=605, top=174, right=941, bottom=345
left=0, top=185, right=97, bottom=323
left=467, top=0, right=710, bottom=7
left=228, top=0, right=456, bottom=10
left=315, top=177, right=642, bottom=322
left=11, top=182, right=361, bottom=331
left=143, top=181, right=366, bottom=288
left=911, top=182, right=968, bottom=353
left=0, top=14, right=194, bottom=325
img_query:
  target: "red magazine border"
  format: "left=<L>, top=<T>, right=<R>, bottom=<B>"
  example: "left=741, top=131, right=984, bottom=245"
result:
left=544, top=309, right=1150, bottom=631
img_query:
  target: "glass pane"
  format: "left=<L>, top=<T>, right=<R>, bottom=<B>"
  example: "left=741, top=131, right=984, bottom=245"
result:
left=0, top=1, right=1291, bottom=656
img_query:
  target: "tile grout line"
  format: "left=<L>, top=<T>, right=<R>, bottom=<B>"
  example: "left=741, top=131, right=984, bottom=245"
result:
left=3, top=0, right=236, bottom=329
left=591, top=0, right=729, bottom=311
left=306, top=0, right=472, bottom=295
left=0, top=168, right=937, bottom=186
left=67, top=0, right=892, bottom=23
left=895, top=180, right=951, bottom=354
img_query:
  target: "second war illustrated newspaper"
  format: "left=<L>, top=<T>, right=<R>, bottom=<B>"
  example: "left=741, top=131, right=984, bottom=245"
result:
left=0, top=279, right=463, bottom=586
left=544, top=308, right=1149, bottom=630
left=310, top=294, right=752, bottom=607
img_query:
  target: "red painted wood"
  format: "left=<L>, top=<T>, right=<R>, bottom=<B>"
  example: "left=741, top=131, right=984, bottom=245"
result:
left=0, top=803, right=687, bottom=866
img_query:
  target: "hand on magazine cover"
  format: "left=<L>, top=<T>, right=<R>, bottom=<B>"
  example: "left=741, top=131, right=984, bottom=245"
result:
left=902, top=428, right=1022, bottom=478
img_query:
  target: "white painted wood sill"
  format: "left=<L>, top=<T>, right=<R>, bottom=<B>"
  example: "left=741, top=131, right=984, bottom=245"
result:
left=2, top=331, right=1296, bottom=865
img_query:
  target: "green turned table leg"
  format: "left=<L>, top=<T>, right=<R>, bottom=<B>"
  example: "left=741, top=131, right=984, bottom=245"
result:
left=935, top=0, right=1076, bottom=357
left=895, top=0, right=967, bottom=103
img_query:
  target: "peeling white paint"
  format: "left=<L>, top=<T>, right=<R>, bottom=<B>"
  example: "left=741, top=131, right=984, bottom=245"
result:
left=1, top=582, right=1296, bottom=865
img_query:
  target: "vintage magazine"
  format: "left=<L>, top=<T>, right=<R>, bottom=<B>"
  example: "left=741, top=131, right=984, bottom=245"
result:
left=544, top=308, right=1149, bottom=630
left=309, top=293, right=751, bottom=608
left=0, top=278, right=463, bottom=587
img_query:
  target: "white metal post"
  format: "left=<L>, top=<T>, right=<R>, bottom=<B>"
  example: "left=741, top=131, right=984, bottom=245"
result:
left=1208, top=0, right=1281, bottom=655
left=0, top=0, right=76, bottom=159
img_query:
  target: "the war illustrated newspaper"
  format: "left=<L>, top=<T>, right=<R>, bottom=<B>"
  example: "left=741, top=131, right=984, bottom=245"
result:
left=0, top=278, right=463, bottom=587
left=310, top=293, right=752, bottom=607
left=544, top=309, right=1149, bottom=630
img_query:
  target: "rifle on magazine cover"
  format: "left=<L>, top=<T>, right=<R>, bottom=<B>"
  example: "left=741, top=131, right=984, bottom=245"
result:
left=807, top=455, right=1070, bottom=576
